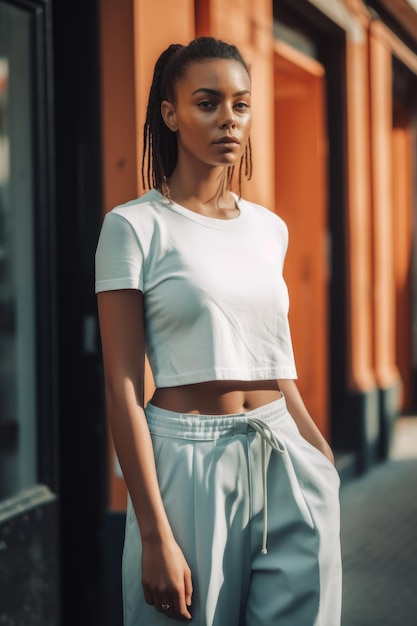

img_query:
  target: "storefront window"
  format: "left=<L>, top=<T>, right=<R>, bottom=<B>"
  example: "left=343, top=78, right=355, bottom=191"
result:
left=0, top=4, right=37, bottom=498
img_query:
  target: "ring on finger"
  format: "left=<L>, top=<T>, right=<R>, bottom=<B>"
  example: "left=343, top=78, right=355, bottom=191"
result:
left=161, top=603, right=172, bottom=611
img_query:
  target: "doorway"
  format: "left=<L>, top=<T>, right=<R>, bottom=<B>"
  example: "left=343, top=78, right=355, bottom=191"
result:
left=274, top=40, right=330, bottom=437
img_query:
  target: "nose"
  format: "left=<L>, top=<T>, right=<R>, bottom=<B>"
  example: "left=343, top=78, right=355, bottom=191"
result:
left=219, top=104, right=236, bottom=128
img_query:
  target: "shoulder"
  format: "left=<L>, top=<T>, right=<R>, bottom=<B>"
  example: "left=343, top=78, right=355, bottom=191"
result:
left=101, top=189, right=167, bottom=249
left=109, top=189, right=163, bottom=225
left=239, top=196, right=289, bottom=234
left=95, top=191, right=165, bottom=289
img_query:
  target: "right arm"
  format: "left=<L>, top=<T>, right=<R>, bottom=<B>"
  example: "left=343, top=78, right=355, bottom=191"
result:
left=97, top=289, right=192, bottom=620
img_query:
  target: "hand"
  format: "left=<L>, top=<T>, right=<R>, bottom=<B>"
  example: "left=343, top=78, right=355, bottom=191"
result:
left=142, top=536, right=193, bottom=621
left=318, top=441, right=335, bottom=466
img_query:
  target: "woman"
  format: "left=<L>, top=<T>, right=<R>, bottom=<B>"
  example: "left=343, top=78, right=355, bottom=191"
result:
left=96, top=37, right=341, bottom=626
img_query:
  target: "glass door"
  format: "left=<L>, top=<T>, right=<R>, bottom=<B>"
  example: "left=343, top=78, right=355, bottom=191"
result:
left=0, top=2, right=41, bottom=498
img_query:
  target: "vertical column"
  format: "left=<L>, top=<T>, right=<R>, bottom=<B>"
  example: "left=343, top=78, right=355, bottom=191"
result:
left=99, top=0, right=139, bottom=510
left=369, top=21, right=401, bottom=457
left=344, top=31, right=379, bottom=468
left=345, top=37, right=374, bottom=392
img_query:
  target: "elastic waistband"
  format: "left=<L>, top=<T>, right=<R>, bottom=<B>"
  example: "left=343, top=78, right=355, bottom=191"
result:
left=146, top=395, right=289, bottom=555
left=145, top=394, right=289, bottom=440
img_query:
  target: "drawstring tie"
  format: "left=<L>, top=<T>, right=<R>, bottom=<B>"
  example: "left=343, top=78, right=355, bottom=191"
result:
left=247, top=417, right=286, bottom=555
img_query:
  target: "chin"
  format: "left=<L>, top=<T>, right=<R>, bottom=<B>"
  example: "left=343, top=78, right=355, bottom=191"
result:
left=217, top=155, right=241, bottom=166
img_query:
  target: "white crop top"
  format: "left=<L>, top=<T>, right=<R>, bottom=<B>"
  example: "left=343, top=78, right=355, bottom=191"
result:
left=95, top=189, right=297, bottom=386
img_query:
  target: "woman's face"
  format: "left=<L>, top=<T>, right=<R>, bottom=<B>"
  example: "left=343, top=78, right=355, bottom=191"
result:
left=162, top=58, right=252, bottom=172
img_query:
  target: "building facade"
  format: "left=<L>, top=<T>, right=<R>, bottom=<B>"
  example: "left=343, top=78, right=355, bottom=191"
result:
left=0, top=0, right=416, bottom=623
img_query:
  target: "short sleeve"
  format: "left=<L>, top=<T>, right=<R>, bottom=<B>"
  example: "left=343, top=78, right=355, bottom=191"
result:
left=95, top=212, right=144, bottom=293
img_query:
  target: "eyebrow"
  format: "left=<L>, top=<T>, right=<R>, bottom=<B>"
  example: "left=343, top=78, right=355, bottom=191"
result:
left=191, top=88, right=251, bottom=97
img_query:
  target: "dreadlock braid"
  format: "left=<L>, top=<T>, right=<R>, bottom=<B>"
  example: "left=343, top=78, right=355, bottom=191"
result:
left=142, top=44, right=183, bottom=192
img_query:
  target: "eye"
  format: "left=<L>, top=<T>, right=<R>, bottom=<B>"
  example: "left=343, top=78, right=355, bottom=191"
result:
left=234, top=101, right=250, bottom=110
left=198, top=101, right=216, bottom=109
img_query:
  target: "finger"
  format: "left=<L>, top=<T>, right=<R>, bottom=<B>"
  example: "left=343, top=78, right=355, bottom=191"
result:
left=142, top=584, right=154, bottom=606
left=153, top=593, right=175, bottom=618
left=173, top=586, right=192, bottom=620
left=160, top=599, right=174, bottom=615
left=156, top=599, right=180, bottom=621
left=153, top=593, right=165, bottom=614
left=184, top=570, right=193, bottom=607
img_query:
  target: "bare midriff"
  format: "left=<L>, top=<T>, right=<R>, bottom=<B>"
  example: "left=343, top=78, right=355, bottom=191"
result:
left=151, top=380, right=282, bottom=415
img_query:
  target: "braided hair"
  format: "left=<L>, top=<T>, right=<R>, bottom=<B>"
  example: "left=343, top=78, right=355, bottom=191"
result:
left=142, top=37, right=253, bottom=197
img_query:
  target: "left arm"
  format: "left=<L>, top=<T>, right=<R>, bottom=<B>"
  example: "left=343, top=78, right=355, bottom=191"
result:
left=278, top=379, right=335, bottom=466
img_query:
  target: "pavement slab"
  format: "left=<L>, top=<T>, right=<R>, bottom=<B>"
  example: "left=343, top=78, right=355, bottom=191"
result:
left=340, top=418, right=417, bottom=626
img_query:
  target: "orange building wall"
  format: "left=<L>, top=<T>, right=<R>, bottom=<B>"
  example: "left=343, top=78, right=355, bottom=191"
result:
left=344, top=10, right=416, bottom=408
left=345, top=33, right=375, bottom=393
left=370, top=20, right=417, bottom=411
left=99, top=0, right=137, bottom=214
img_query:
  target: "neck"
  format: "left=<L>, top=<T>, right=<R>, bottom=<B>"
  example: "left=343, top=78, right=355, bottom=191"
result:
left=164, top=168, right=239, bottom=219
left=167, top=162, right=232, bottom=208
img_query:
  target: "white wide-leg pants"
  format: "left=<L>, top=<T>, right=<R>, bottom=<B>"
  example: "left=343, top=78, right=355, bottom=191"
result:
left=122, top=395, right=342, bottom=625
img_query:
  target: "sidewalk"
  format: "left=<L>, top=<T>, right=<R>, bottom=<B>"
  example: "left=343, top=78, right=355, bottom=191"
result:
left=340, top=417, right=417, bottom=626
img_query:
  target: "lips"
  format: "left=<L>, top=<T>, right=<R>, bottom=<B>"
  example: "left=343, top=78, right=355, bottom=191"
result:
left=214, top=136, right=240, bottom=144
